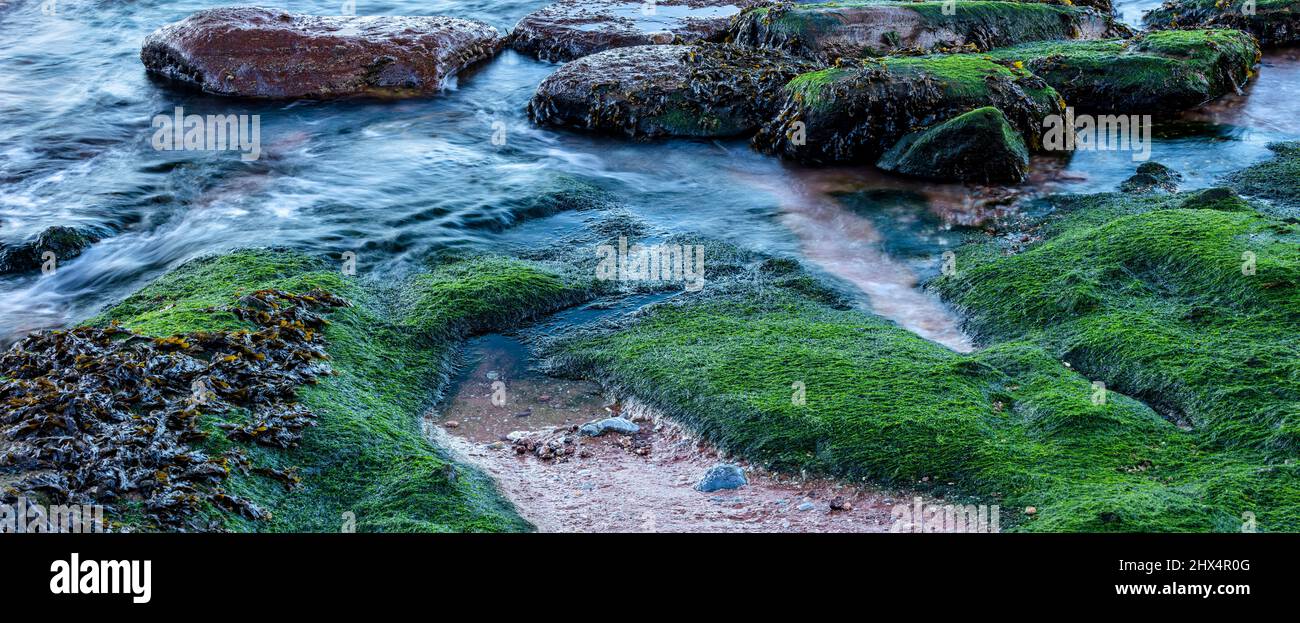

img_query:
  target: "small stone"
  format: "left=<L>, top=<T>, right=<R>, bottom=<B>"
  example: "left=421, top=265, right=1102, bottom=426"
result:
left=578, top=416, right=640, bottom=437
left=486, top=370, right=500, bottom=381
left=443, top=420, right=460, bottom=428
left=829, top=496, right=852, bottom=511
left=1025, top=506, right=1038, bottom=515
left=797, top=501, right=816, bottom=512
left=514, top=409, right=532, bottom=418
left=695, top=463, right=747, bottom=493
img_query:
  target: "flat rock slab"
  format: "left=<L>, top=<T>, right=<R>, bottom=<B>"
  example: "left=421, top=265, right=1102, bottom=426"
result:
left=731, top=1, right=1128, bottom=59
left=754, top=55, right=1064, bottom=164
left=1144, top=0, right=1300, bottom=48
left=141, top=7, right=504, bottom=99
left=982, top=29, right=1260, bottom=112
left=511, top=0, right=762, bottom=61
left=529, top=43, right=817, bottom=137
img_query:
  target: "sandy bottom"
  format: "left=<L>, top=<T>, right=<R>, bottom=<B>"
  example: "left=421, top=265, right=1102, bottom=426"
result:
left=425, top=334, right=909, bottom=533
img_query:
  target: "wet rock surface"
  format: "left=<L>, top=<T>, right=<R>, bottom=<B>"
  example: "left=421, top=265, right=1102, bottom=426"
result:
left=579, top=416, right=640, bottom=436
left=1120, top=161, right=1182, bottom=193
left=140, top=7, right=503, bottom=99
left=0, top=289, right=348, bottom=529
left=755, top=56, right=1064, bottom=164
left=511, top=0, right=760, bottom=61
left=729, top=1, right=1127, bottom=60
left=696, top=463, right=747, bottom=492
left=529, top=43, right=817, bottom=137
left=1144, top=0, right=1300, bottom=48
left=876, top=106, right=1030, bottom=183
left=0, top=226, right=98, bottom=275
left=982, top=29, right=1261, bottom=112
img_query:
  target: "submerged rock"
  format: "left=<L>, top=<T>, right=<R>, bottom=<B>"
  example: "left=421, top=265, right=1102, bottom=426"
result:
left=529, top=43, right=817, bottom=137
left=755, top=55, right=1063, bottom=165
left=1119, top=161, right=1182, bottom=193
left=511, top=0, right=760, bottom=61
left=695, top=463, right=747, bottom=492
left=140, top=7, right=503, bottom=99
left=579, top=416, right=641, bottom=436
left=982, top=29, right=1260, bottom=112
left=729, top=1, right=1127, bottom=60
left=877, top=107, right=1030, bottom=183
left=0, top=226, right=97, bottom=274
left=1144, top=0, right=1300, bottom=48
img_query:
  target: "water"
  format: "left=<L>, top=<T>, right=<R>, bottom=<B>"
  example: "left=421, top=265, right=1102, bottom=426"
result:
left=1, top=0, right=1297, bottom=348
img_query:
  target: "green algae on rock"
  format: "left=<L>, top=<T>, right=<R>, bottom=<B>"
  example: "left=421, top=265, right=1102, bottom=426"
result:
left=528, top=43, right=817, bottom=138
left=876, top=106, right=1030, bottom=182
left=980, top=29, right=1260, bottom=112
left=22, top=248, right=595, bottom=531
left=545, top=240, right=1297, bottom=531
left=1225, top=141, right=1300, bottom=215
left=754, top=55, right=1063, bottom=164
left=1143, top=0, right=1300, bottom=48
left=729, top=1, right=1127, bottom=60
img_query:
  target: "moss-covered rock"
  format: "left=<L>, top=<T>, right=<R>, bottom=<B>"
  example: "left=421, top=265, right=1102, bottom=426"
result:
left=547, top=239, right=1298, bottom=531
left=1119, top=161, right=1183, bottom=192
left=1225, top=141, right=1300, bottom=215
left=932, top=191, right=1300, bottom=463
left=528, top=43, right=817, bottom=137
left=876, top=106, right=1030, bottom=182
left=981, top=29, right=1260, bottom=111
left=730, top=1, right=1127, bottom=60
left=0, top=226, right=99, bottom=275
left=754, top=55, right=1063, bottom=164
left=1144, top=0, right=1300, bottom=48
left=84, top=249, right=595, bottom=531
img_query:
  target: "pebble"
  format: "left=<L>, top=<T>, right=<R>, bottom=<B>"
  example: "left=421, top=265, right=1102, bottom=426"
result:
left=695, top=463, right=748, bottom=492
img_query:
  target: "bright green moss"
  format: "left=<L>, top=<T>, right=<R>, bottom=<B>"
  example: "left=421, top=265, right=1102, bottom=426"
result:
left=94, top=249, right=592, bottom=532
left=1227, top=142, right=1300, bottom=214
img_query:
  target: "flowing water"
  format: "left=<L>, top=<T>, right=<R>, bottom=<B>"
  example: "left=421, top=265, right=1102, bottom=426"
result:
left=2, top=0, right=1298, bottom=350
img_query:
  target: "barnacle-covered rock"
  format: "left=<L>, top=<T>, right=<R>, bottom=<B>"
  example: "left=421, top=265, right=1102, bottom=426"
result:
left=511, top=0, right=762, bottom=61
left=754, top=55, right=1064, bottom=164
left=730, top=1, right=1128, bottom=60
left=0, top=288, right=348, bottom=529
left=528, top=43, right=817, bottom=137
left=140, top=7, right=503, bottom=98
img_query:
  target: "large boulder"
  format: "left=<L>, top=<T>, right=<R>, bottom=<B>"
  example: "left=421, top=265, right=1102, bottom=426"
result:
left=140, top=7, right=504, bottom=99
left=729, top=1, right=1128, bottom=60
left=529, top=43, right=817, bottom=137
left=876, top=106, right=1030, bottom=183
left=754, top=55, right=1064, bottom=164
left=1144, top=0, right=1300, bottom=48
left=511, top=0, right=762, bottom=61
left=982, top=29, right=1260, bottom=111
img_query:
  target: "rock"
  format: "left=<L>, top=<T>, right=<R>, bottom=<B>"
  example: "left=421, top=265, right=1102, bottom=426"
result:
left=0, top=226, right=97, bottom=274
left=876, top=107, right=1030, bottom=183
left=514, top=409, right=532, bottom=418
left=140, top=7, right=503, bottom=99
left=797, top=501, right=816, bottom=511
left=1119, top=161, right=1182, bottom=193
left=529, top=43, right=816, bottom=138
left=511, top=0, right=760, bottom=61
left=829, top=496, right=853, bottom=511
left=486, top=370, right=500, bottom=380
left=982, top=29, right=1260, bottom=112
left=1024, top=506, right=1038, bottom=515
left=1144, top=0, right=1300, bottom=48
left=443, top=420, right=460, bottom=428
left=755, top=55, right=1063, bottom=165
left=578, top=416, right=641, bottom=436
left=730, top=1, right=1127, bottom=60
left=695, top=463, right=748, bottom=492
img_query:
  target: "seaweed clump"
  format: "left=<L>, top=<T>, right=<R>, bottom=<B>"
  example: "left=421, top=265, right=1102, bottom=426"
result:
left=0, top=288, right=347, bottom=529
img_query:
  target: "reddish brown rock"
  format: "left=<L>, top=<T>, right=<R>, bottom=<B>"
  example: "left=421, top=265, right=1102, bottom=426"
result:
left=511, top=0, right=762, bottom=62
left=140, top=7, right=504, bottom=99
